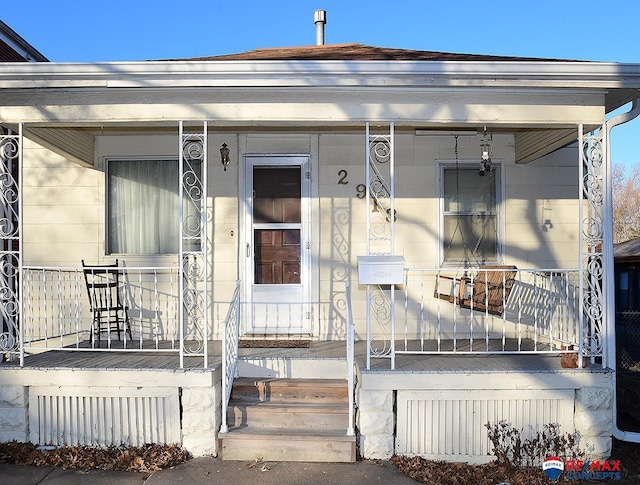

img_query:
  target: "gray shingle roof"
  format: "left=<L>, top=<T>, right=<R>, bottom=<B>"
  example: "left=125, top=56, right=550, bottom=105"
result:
left=615, top=238, right=640, bottom=260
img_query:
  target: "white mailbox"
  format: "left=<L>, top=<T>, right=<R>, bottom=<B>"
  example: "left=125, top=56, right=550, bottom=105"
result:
left=357, top=255, right=405, bottom=285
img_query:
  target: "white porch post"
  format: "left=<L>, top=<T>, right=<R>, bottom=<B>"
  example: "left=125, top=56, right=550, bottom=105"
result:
left=578, top=123, right=605, bottom=367
left=364, top=122, right=396, bottom=370
left=179, top=121, right=209, bottom=368
left=0, top=124, right=22, bottom=364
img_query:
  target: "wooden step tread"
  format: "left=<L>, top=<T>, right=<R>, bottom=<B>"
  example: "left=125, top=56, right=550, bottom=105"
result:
left=231, top=377, right=349, bottom=403
left=229, top=401, right=348, bottom=412
left=221, top=427, right=355, bottom=441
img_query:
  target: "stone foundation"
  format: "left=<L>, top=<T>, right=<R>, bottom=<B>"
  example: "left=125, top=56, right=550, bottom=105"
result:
left=181, top=384, right=221, bottom=456
left=0, top=385, right=28, bottom=442
left=357, top=388, right=394, bottom=459
left=575, top=386, right=614, bottom=460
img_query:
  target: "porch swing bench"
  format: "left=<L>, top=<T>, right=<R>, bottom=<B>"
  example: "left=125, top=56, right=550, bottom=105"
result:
left=434, top=265, right=518, bottom=316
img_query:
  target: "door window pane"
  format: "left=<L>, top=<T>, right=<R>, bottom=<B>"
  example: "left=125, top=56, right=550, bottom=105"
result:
left=253, top=167, right=301, bottom=223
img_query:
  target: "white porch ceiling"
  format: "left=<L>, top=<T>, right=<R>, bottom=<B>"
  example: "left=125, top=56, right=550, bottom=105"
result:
left=18, top=124, right=581, bottom=167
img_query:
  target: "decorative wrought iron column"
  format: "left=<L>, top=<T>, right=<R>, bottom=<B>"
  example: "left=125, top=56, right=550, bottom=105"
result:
left=579, top=124, right=605, bottom=367
left=179, top=122, right=208, bottom=368
left=0, top=125, right=22, bottom=364
left=364, top=122, right=396, bottom=369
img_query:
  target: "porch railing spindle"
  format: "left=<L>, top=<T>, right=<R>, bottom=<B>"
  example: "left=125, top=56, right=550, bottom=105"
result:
left=57, top=270, right=64, bottom=348
left=74, top=270, right=81, bottom=348
left=346, top=281, right=355, bottom=436
left=403, top=273, right=408, bottom=351
left=501, top=270, right=507, bottom=351
left=420, top=272, right=425, bottom=352
left=137, top=269, right=144, bottom=349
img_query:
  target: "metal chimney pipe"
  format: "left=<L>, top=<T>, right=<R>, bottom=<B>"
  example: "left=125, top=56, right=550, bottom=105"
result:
left=314, top=10, right=327, bottom=45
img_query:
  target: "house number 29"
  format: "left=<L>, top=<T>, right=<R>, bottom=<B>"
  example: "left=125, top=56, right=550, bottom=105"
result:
left=337, top=169, right=367, bottom=199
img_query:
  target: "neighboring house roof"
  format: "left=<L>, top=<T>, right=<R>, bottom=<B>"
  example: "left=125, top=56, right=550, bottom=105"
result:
left=615, top=238, right=640, bottom=262
left=0, top=20, right=48, bottom=62
left=175, top=43, right=575, bottom=62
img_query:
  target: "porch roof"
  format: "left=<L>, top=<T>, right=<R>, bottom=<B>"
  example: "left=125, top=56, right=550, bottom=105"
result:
left=1, top=42, right=640, bottom=166
left=2, top=42, right=638, bottom=106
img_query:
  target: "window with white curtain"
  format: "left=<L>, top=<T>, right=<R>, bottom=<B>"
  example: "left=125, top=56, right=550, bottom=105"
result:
left=440, top=164, right=501, bottom=265
left=107, top=158, right=179, bottom=254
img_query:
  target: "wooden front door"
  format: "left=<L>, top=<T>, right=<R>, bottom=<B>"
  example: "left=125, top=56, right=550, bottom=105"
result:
left=245, top=157, right=310, bottom=334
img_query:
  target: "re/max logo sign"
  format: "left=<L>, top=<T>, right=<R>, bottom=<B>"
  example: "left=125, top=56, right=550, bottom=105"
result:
left=564, top=459, right=622, bottom=481
left=565, top=460, right=621, bottom=472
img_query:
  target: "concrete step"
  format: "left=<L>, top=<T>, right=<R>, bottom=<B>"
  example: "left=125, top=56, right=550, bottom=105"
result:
left=227, top=401, right=350, bottom=429
left=218, top=427, right=356, bottom=463
left=231, top=377, right=348, bottom=404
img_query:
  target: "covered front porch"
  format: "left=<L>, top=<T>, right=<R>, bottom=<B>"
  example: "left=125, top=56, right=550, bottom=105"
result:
left=0, top=119, right=615, bottom=461
left=0, top=62, right=618, bottom=372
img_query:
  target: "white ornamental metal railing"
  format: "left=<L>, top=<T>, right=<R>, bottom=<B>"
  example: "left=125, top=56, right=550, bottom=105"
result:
left=220, top=280, right=241, bottom=434
left=364, top=267, right=588, bottom=367
left=21, top=266, right=179, bottom=353
left=403, top=267, right=583, bottom=353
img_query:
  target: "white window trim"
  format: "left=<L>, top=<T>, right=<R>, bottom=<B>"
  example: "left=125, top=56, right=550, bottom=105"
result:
left=437, top=159, right=505, bottom=267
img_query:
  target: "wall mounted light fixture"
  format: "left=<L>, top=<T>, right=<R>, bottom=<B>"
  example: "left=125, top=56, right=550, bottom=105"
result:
left=479, top=127, right=493, bottom=176
left=220, top=143, right=230, bottom=171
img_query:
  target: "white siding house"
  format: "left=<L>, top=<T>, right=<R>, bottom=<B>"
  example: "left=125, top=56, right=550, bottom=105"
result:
left=1, top=40, right=640, bottom=462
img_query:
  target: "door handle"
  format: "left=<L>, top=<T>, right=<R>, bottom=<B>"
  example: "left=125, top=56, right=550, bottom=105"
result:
left=246, top=243, right=251, bottom=257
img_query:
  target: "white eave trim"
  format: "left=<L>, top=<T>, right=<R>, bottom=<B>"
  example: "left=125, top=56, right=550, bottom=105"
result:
left=1, top=59, right=640, bottom=90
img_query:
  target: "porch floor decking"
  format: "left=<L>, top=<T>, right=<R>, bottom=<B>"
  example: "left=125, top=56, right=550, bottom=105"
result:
left=1, top=339, right=603, bottom=374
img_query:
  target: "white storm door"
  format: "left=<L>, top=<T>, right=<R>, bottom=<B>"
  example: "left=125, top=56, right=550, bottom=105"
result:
left=245, top=157, right=311, bottom=334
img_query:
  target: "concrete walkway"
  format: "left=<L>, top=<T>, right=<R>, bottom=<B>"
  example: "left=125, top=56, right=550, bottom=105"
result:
left=0, top=457, right=418, bottom=485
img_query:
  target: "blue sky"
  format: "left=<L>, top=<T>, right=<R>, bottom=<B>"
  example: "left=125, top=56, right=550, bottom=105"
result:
left=3, top=0, right=640, bottom=168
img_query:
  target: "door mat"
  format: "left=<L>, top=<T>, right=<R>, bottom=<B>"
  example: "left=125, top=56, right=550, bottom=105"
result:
left=238, top=340, right=311, bottom=348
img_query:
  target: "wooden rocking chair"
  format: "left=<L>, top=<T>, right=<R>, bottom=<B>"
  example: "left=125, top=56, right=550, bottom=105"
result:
left=434, top=265, right=518, bottom=315
left=82, top=259, right=133, bottom=345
